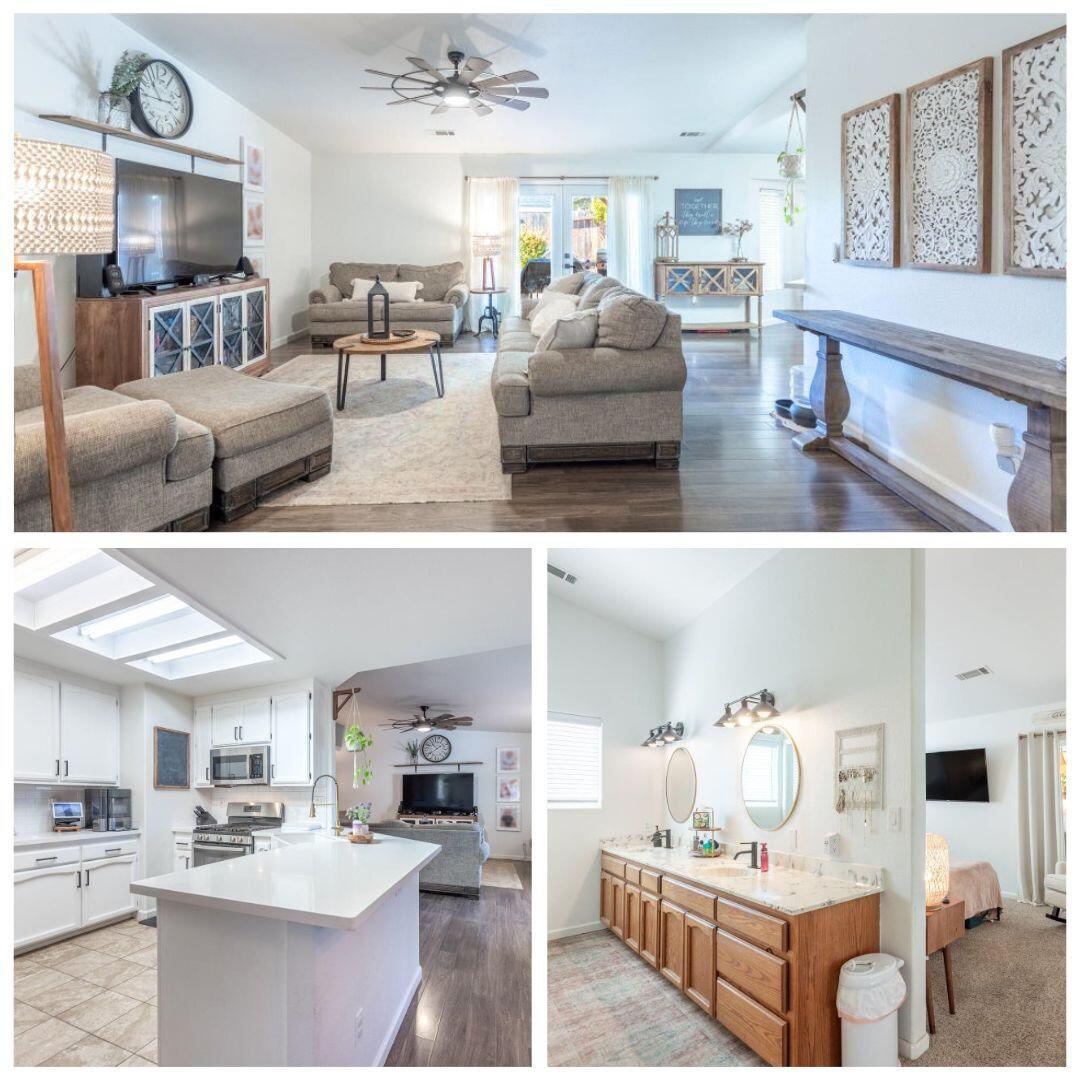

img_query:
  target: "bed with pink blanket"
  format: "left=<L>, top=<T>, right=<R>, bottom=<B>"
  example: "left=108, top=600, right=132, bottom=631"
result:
left=948, top=859, right=1004, bottom=922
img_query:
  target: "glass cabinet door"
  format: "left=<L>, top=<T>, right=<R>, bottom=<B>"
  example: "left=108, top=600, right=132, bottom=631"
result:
left=728, top=265, right=761, bottom=294
left=698, top=266, right=728, bottom=294
left=149, top=303, right=185, bottom=377
left=220, top=293, right=245, bottom=368
left=245, top=287, right=267, bottom=364
left=664, top=266, right=695, bottom=294
left=187, top=299, right=217, bottom=369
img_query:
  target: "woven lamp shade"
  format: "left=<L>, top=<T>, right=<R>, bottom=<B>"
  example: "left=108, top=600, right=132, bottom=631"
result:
left=14, top=135, right=115, bottom=255
left=925, top=832, right=950, bottom=909
left=472, top=233, right=502, bottom=257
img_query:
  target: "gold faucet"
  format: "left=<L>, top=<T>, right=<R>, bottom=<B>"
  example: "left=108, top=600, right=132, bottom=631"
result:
left=309, top=774, right=343, bottom=835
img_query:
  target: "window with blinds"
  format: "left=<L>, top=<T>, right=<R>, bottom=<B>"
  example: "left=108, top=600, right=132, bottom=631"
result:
left=548, top=712, right=603, bottom=808
left=758, top=186, right=785, bottom=291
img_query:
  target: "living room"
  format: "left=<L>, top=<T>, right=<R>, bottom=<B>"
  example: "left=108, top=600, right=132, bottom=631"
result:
left=13, top=10, right=1066, bottom=534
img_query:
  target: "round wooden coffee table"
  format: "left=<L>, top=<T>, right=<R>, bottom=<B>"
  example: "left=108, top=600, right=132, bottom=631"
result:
left=331, top=329, right=444, bottom=410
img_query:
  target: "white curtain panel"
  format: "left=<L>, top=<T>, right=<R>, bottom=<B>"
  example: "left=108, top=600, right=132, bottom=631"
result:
left=465, top=176, right=520, bottom=326
left=608, top=176, right=655, bottom=295
left=1016, top=730, right=1066, bottom=904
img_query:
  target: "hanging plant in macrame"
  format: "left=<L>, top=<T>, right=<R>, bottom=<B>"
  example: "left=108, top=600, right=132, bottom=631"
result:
left=777, top=94, right=806, bottom=225
left=341, top=694, right=373, bottom=789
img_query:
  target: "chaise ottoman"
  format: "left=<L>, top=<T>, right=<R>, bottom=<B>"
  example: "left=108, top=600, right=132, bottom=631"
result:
left=116, top=366, right=334, bottom=522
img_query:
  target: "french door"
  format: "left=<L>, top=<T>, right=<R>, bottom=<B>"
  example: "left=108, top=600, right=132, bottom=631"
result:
left=518, top=182, right=608, bottom=297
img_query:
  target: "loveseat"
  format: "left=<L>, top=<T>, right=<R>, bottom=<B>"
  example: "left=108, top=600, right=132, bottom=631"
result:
left=371, top=820, right=489, bottom=898
left=308, top=261, right=469, bottom=347
left=491, top=271, right=687, bottom=472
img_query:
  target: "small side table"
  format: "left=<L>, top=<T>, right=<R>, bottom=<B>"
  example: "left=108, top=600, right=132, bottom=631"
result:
left=471, top=287, right=507, bottom=338
left=925, top=899, right=965, bottom=1035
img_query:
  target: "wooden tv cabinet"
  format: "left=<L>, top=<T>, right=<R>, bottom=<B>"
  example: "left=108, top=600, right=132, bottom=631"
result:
left=75, top=277, right=270, bottom=390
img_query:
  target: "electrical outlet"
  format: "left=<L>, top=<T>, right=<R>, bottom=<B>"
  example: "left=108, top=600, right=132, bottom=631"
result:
left=824, top=832, right=840, bottom=859
left=354, top=1008, right=364, bottom=1044
left=888, top=806, right=902, bottom=833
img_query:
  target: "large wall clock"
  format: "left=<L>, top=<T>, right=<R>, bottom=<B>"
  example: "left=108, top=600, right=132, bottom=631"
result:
left=130, top=59, right=194, bottom=139
left=421, top=734, right=452, bottom=763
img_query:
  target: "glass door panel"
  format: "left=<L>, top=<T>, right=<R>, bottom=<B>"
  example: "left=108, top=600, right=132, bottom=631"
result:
left=245, top=287, right=266, bottom=363
left=518, top=182, right=608, bottom=297
left=220, top=293, right=244, bottom=368
left=568, top=188, right=607, bottom=276
left=518, top=186, right=559, bottom=298
left=188, top=299, right=217, bottom=369
left=150, top=303, right=185, bottom=377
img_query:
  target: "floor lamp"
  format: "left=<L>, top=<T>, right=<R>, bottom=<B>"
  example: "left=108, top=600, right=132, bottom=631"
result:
left=14, top=134, right=115, bottom=531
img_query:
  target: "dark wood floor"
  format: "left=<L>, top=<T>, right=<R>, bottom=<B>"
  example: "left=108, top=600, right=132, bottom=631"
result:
left=221, top=325, right=939, bottom=532
left=385, top=861, right=531, bottom=1067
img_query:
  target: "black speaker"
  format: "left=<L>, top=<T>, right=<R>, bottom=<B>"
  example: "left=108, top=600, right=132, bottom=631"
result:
left=103, top=263, right=125, bottom=296
left=237, top=256, right=256, bottom=278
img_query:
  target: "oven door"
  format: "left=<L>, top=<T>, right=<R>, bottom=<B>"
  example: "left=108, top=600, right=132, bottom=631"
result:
left=192, top=842, right=249, bottom=868
left=210, top=746, right=268, bottom=786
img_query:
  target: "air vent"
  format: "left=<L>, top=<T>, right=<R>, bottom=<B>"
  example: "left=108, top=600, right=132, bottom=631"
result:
left=679, top=131, right=706, bottom=137
left=1033, top=707, right=1066, bottom=726
left=432, top=129, right=456, bottom=136
left=954, top=666, right=992, bottom=681
left=547, top=563, right=577, bottom=585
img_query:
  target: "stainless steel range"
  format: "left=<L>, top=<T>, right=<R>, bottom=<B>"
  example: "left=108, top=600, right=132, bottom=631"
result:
left=192, top=801, right=284, bottom=867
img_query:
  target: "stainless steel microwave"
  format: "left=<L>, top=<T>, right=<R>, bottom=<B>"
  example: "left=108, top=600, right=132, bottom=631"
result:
left=210, top=745, right=269, bottom=786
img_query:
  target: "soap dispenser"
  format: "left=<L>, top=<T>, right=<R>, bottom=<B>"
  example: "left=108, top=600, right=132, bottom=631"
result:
left=760, top=843, right=769, bottom=872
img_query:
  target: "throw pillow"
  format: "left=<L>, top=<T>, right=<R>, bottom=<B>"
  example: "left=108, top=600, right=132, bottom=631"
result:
left=545, top=271, right=588, bottom=295
left=596, top=293, right=669, bottom=350
left=529, top=294, right=580, bottom=340
left=576, top=276, right=621, bottom=310
left=535, top=308, right=600, bottom=351
left=351, top=278, right=423, bottom=303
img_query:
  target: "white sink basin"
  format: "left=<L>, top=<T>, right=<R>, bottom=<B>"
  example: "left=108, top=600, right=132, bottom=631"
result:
left=695, top=864, right=755, bottom=878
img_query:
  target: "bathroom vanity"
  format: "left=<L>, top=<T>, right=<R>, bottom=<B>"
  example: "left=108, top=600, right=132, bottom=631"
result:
left=598, top=844, right=882, bottom=1067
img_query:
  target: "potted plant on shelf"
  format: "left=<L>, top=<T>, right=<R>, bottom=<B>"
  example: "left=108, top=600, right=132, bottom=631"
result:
left=98, top=50, right=148, bottom=130
left=345, top=802, right=373, bottom=836
left=721, top=219, right=754, bottom=262
left=402, top=738, right=420, bottom=765
left=344, top=723, right=373, bottom=789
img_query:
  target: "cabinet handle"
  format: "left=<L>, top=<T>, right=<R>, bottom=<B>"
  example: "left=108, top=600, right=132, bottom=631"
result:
left=234, top=726, right=238, bottom=741
left=105, top=848, right=121, bottom=855
left=55, top=759, right=60, bottom=777
left=185, top=857, right=190, bottom=869
left=205, top=767, right=209, bottom=781
left=84, top=869, right=90, bottom=886
left=64, top=760, right=69, bottom=777
left=271, top=764, right=276, bottom=779
left=76, top=871, right=81, bottom=889
left=239, top=726, right=243, bottom=741
left=35, top=855, right=57, bottom=863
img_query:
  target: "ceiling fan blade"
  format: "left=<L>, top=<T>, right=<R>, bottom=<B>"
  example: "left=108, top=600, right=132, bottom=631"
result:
left=451, top=716, right=474, bottom=725
left=494, top=69, right=539, bottom=84
left=429, top=713, right=455, bottom=722
left=406, top=56, right=443, bottom=79
left=508, top=86, right=548, bottom=99
left=470, top=103, right=494, bottom=117
left=430, top=105, right=450, bottom=115
left=387, top=93, right=437, bottom=105
left=480, top=93, right=530, bottom=112
left=365, top=69, right=440, bottom=88
left=459, top=57, right=492, bottom=83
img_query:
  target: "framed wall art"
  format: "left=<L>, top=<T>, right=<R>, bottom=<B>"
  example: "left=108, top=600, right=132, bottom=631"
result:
left=244, top=193, right=266, bottom=247
left=497, top=746, right=520, bottom=773
left=904, top=57, right=993, bottom=273
left=674, top=188, right=722, bottom=236
left=840, top=93, right=900, bottom=267
left=834, top=724, right=884, bottom=814
left=240, top=136, right=266, bottom=192
left=1002, top=26, right=1066, bottom=277
left=496, top=803, right=522, bottom=831
left=154, top=726, right=190, bottom=790
left=498, top=776, right=521, bottom=802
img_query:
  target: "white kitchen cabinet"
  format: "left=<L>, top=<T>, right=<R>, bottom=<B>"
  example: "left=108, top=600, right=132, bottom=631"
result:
left=270, top=691, right=312, bottom=785
left=14, top=671, right=62, bottom=782
left=81, top=854, right=139, bottom=925
left=173, top=839, right=192, bottom=872
left=60, top=683, right=119, bottom=784
left=211, top=701, right=242, bottom=745
left=194, top=705, right=213, bottom=788
left=14, top=861, right=83, bottom=949
left=240, top=697, right=272, bottom=744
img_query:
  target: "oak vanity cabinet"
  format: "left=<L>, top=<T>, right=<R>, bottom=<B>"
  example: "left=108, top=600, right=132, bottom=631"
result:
left=658, top=900, right=685, bottom=987
left=624, top=882, right=642, bottom=953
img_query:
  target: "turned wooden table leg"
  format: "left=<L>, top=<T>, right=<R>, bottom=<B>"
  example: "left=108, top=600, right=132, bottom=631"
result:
left=793, top=334, right=850, bottom=452
left=1007, top=404, right=1066, bottom=531
left=926, top=958, right=936, bottom=1035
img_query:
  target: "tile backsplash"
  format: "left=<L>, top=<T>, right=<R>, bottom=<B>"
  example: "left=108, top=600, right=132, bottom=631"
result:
left=14, top=786, right=87, bottom=837
left=205, top=784, right=333, bottom=829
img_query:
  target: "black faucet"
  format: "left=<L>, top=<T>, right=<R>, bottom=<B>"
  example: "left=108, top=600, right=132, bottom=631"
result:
left=650, top=826, right=673, bottom=849
left=733, top=841, right=760, bottom=869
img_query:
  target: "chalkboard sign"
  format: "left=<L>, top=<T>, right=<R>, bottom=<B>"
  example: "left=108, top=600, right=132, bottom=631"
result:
left=154, top=726, right=190, bottom=790
left=675, top=188, right=723, bottom=236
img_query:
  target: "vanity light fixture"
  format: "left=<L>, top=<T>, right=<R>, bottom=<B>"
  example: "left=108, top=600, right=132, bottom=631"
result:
left=642, top=722, right=684, bottom=747
left=714, top=690, right=780, bottom=729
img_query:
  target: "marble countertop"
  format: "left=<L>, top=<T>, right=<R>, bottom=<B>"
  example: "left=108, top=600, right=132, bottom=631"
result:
left=131, top=830, right=440, bottom=930
left=14, top=829, right=141, bottom=849
left=601, top=843, right=883, bottom=916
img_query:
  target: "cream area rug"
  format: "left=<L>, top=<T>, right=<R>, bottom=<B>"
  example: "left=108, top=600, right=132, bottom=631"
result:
left=262, top=351, right=511, bottom=506
left=482, top=859, right=523, bottom=890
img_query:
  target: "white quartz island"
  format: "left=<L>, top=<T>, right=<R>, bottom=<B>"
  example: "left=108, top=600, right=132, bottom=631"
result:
left=131, top=831, right=439, bottom=1066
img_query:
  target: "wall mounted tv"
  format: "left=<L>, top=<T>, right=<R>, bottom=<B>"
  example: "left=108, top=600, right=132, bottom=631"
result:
left=402, top=772, right=475, bottom=814
left=926, top=748, right=989, bottom=802
left=111, top=159, right=243, bottom=288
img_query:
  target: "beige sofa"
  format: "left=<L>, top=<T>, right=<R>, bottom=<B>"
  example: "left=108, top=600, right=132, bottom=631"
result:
left=491, top=272, right=687, bottom=473
left=309, top=261, right=468, bottom=347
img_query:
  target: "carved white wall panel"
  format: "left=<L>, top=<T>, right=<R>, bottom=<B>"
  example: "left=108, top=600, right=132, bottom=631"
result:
left=1004, top=28, right=1066, bottom=277
left=905, top=60, right=992, bottom=273
left=841, top=95, right=900, bottom=267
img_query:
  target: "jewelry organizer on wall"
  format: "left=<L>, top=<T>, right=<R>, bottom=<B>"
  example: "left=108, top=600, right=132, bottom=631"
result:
left=1002, top=26, right=1067, bottom=277
left=834, top=724, right=884, bottom=815
left=840, top=94, right=901, bottom=267
left=904, top=58, right=993, bottom=273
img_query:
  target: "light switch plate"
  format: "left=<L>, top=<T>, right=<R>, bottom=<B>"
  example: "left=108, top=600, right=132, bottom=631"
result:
left=888, top=806, right=902, bottom=832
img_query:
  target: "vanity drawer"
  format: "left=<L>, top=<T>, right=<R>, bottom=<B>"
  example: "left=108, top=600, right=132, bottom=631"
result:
left=715, top=977, right=788, bottom=1067
left=601, top=854, right=626, bottom=878
left=661, top=877, right=716, bottom=922
left=716, top=928, right=788, bottom=1014
left=624, top=863, right=641, bottom=886
left=715, top=895, right=788, bottom=954
left=640, top=868, right=662, bottom=895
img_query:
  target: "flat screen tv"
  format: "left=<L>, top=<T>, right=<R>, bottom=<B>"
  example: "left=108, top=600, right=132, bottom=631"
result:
left=114, top=159, right=242, bottom=287
left=402, top=772, right=475, bottom=814
left=926, top=748, right=989, bottom=802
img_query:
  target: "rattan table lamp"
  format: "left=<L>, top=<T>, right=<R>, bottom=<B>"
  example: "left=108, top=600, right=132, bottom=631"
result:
left=14, top=134, right=115, bottom=531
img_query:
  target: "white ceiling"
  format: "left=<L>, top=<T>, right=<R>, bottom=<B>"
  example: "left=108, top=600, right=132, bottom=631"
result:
left=340, top=645, right=530, bottom=733
left=14, top=547, right=531, bottom=698
left=547, top=548, right=778, bottom=640
left=117, top=13, right=808, bottom=155
left=925, top=549, right=1065, bottom=724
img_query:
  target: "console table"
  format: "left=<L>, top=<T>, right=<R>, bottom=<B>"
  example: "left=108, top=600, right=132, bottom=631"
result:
left=655, top=260, right=763, bottom=332
left=773, top=309, right=1065, bottom=532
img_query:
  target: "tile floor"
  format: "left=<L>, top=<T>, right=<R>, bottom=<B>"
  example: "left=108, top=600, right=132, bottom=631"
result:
left=14, top=917, right=158, bottom=1066
left=548, top=930, right=763, bottom=1067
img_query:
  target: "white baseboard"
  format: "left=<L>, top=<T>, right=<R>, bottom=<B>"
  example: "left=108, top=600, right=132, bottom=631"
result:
left=271, top=327, right=309, bottom=348
left=900, top=1033, right=930, bottom=1060
left=375, top=964, right=422, bottom=1066
left=548, top=920, right=603, bottom=941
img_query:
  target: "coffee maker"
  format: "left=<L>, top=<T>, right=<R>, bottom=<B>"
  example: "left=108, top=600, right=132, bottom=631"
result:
left=84, top=788, right=133, bottom=832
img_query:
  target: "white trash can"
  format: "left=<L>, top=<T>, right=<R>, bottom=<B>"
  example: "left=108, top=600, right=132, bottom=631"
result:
left=836, top=953, right=907, bottom=1066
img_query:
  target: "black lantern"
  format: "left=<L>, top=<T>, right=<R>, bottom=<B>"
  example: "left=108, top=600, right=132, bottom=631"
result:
left=366, top=275, right=390, bottom=340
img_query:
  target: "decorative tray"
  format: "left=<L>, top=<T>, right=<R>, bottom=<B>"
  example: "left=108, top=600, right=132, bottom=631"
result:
left=347, top=832, right=378, bottom=844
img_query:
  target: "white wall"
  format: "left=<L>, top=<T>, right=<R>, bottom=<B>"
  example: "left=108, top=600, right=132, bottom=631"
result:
left=926, top=703, right=1063, bottom=898
left=14, top=13, right=313, bottom=383
left=547, top=595, right=665, bottom=938
left=804, top=13, right=1066, bottom=530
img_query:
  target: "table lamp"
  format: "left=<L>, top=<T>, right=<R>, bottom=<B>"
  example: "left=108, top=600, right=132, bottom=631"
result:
left=14, top=134, right=115, bottom=531
left=925, top=832, right=949, bottom=909
left=472, top=233, right=502, bottom=291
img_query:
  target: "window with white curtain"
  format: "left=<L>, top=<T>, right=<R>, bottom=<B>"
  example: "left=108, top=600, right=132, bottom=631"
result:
left=548, top=712, right=603, bottom=808
left=758, top=186, right=785, bottom=291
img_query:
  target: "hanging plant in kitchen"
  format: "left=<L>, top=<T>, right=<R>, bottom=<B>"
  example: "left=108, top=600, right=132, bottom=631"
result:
left=341, top=694, right=374, bottom=788
left=777, top=91, right=806, bottom=225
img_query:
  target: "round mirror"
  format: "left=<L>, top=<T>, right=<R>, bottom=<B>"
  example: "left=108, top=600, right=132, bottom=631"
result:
left=665, top=747, right=697, bottom=823
left=740, top=727, right=801, bottom=830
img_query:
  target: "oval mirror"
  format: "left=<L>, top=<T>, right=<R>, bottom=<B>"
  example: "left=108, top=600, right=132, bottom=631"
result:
left=740, top=727, right=801, bottom=830
left=665, top=746, right=697, bottom=823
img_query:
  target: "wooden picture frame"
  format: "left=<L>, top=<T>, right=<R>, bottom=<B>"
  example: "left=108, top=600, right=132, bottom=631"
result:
left=904, top=57, right=993, bottom=273
left=1002, top=26, right=1067, bottom=278
left=840, top=94, right=900, bottom=267
left=154, top=726, right=191, bottom=790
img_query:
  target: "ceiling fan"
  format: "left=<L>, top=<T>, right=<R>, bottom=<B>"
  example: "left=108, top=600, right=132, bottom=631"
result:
left=360, top=49, right=549, bottom=117
left=381, top=705, right=474, bottom=733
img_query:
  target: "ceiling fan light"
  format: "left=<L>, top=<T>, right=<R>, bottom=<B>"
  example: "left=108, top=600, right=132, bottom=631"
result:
left=415, top=722, right=432, bottom=732
left=440, top=83, right=472, bottom=107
